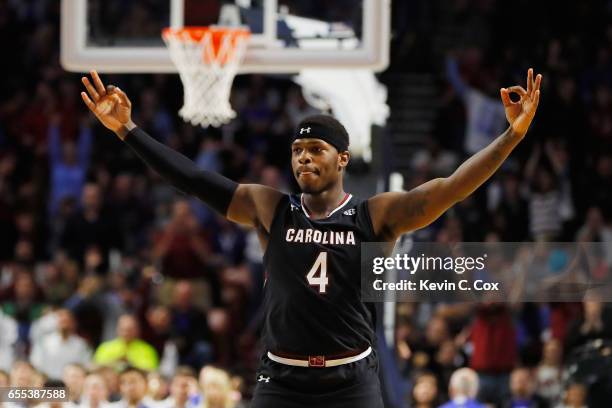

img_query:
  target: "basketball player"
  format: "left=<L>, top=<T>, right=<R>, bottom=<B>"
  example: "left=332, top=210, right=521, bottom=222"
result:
left=81, top=68, right=541, bottom=407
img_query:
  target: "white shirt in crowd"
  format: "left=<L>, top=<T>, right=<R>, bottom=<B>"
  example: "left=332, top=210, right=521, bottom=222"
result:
left=30, top=332, right=92, bottom=380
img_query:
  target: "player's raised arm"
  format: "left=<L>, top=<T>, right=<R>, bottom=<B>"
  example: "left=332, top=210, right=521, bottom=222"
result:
left=80, top=70, right=282, bottom=230
left=369, top=69, right=542, bottom=241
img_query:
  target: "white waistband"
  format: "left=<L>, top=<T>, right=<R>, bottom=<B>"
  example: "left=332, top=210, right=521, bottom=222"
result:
left=267, top=346, right=372, bottom=368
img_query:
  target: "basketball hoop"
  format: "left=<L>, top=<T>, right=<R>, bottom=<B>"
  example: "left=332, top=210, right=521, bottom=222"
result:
left=162, top=27, right=250, bottom=128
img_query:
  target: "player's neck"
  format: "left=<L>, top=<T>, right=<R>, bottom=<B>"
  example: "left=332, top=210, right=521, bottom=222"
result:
left=301, top=184, right=347, bottom=219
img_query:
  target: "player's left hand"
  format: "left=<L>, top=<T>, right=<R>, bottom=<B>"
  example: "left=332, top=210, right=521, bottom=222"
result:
left=500, top=68, right=542, bottom=137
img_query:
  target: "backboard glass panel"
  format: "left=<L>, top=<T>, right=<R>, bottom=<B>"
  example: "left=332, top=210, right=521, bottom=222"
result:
left=61, top=0, right=389, bottom=73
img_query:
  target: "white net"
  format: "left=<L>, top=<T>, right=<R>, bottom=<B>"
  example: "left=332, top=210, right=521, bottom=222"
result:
left=163, top=27, right=250, bottom=128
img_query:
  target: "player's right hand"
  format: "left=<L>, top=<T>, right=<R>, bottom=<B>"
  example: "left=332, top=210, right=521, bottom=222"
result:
left=81, top=70, right=132, bottom=136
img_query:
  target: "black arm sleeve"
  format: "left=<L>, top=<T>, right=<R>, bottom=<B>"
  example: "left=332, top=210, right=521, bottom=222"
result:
left=124, top=126, right=238, bottom=215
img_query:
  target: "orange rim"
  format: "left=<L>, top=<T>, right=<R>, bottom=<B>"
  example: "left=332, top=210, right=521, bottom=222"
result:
left=162, top=26, right=250, bottom=43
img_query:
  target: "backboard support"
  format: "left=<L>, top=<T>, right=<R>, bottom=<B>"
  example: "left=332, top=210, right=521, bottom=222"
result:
left=61, top=0, right=390, bottom=74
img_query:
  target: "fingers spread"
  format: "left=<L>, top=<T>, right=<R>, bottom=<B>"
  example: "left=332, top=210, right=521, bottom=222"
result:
left=81, top=77, right=100, bottom=101
left=90, top=70, right=107, bottom=97
left=534, top=74, right=542, bottom=92
left=527, top=68, right=533, bottom=94
left=533, top=89, right=540, bottom=111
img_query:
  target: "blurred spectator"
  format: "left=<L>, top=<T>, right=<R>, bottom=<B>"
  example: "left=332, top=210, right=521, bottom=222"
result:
left=469, top=303, right=516, bottom=406
left=63, top=363, right=86, bottom=405
left=487, top=171, right=529, bottom=241
left=30, top=308, right=92, bottom=380
left=0, top=369, right=8, bottom=387
left=152, top=199, right=221, bottom=309
left=93, top=314, right=158, bottom=371
left=503, top=367, right=549, bottom=408
left=146, top=372, right=169, bottom=403
left=114, top=367, right=156, bottom=408
left=34, top=379, right=75, bottom=408
left=95, top=366, right=121, bottom=402
left=107, top=173, right=152, bottom=255
left=588, top=153, right=612, bottom=220
left=565, top=295, right=612, bottom=353
left=440, top=368, right=485, bottom=408
left=432, top=340, right=466, bottom=399
left=170, top=281, right=214, bottom=370
left=2, top=270, right=46, bottom=355
left=0, top=310, right=17, bottom=371
left=554, top=383, right=588, bottom=408
left=9, top=360, right=35, bottom=387
left=48, top=117, right=92, bottom=216
left=60, top=183, right=121, bottom=265
left=411, top=372, right=441, bottom=408
left=535, top=339, right=563, bottom=406
left=142, top=304, right=178, bottom=377
left=79, top=372, right=112, bottom=408
left=198, top=366, right=236, bottom=408
left=409, top=316, right=451, bottom=372
left=163, top=366, right=198, bottom=408
left=445, top=51, right=506, bottom=155
left=524, top=141, right=574, bottom=241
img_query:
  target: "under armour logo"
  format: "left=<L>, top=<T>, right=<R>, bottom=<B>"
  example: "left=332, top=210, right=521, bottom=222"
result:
left=258, top=375, right=270, bottom=383
left=343, top=208, right=356, bottom=216
left=300, top=127, right=311, bottom=134
left=290, top=204, right=299, bottom=211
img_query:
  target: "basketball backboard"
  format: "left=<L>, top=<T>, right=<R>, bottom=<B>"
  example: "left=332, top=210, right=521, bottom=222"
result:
left=61, top=0, right=390, bottom=74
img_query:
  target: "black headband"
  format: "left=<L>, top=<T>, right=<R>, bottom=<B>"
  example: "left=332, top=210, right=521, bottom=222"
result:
left=293, top=123, right=348, bottom=152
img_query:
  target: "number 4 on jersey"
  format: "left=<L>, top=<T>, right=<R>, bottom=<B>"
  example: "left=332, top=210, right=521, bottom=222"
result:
left=306, top=251, right=329, bottom=293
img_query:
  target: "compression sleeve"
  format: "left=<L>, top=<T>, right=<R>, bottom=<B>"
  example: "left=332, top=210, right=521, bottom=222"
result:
left=124, top=126, right=238, bottom=216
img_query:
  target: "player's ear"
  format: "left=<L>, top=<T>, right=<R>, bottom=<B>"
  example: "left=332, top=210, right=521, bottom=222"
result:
left=338, top=150, right=350, bottom=171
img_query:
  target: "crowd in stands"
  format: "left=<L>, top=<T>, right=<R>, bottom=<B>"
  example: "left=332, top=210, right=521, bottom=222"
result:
left=0, top=0, right=611, bottom=407
left=390, top=0, right=612, bottom=407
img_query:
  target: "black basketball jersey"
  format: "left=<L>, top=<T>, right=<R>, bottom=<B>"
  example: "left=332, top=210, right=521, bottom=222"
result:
left=261, top=193, right=379, bottom=355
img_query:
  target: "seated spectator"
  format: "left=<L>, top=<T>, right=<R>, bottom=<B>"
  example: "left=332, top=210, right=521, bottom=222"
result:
left=112, top=367, right=157, bottom=408
left=170, top=281, right=214, bottom=369
left=30, top=308, right=92, bottom=380
left=440, top=368, right=485, bottom=408
left=146, top=372, right=169, bottom=403
left=142, top=304, right=178, bottom=377
left=0, top=369, right=8, bottom=387
left=554, top=383, right=588, bottom=408
left=33, top=379, right=76, bottom=408
left=197, top=366, right=236, bottom=408
left=0, top=310, right=17, bottom=371
left=535, top=339, right=563, bottom=405
left=432, top=340, right=466, bottom=400
left=94, top=314, right=158, bottom=371
left=162, top=366, right=198, bottom=408
left=63, top=363, right=86, bottom=405
left=79, top=372, right=112, bottom=408
left=503, top=367, right=549, bottom=408
left=565, top=294, right=612, bottom=353
left=410, top=372, right=441, bottom=408
left=95, top=366, right=121, bottom=402
left=2, top=269, right=46, bottom=354
left=9, top=360, right=36, bottom=387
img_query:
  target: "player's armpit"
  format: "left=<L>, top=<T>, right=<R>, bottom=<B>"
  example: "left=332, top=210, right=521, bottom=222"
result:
left=368, top=178, right=455, bottom=240
left=227, top=184, right=284, bottom=231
